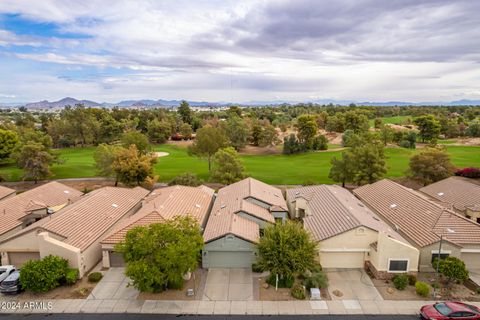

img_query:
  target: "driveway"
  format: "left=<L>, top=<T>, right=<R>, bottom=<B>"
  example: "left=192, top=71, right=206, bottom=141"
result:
left=470, top=269, right=480, bottom=287
left=202, top=268, right=253, bottom=301
left=88, top=267, right=139, bottom=300
left=326, top=269, right=383, bottom=301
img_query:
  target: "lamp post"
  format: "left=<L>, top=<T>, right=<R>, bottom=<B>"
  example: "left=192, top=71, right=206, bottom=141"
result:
left=432, top=228, right=455, bottom=299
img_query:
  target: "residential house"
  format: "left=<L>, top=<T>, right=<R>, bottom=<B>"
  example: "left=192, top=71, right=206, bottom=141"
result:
left=0, top=186, right=148, bottom=277
left=420, top=176, right=480, bottom=223
left=100, top=185, right=215, bottom=268
left=354, top=179, right=480, bottom=272
left=0, top=185, right=15, bottom=201
left=286, top=185, right=419, bottom=278
left=202, top=177, right=288, bottom=268
left=0, top=181, right=82, bottom=247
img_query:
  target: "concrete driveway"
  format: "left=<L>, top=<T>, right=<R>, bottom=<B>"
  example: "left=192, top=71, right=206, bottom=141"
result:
left=202, top=268, right=253, bottom=301
left=326, top=269, right=383, bottom=302
left=470, top=269, right=480, bottom=287
left=88, top=267, right=139, bottom=300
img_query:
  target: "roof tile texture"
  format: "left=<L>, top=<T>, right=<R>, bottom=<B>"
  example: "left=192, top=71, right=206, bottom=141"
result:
left=420, top=177, right=480, bottom=212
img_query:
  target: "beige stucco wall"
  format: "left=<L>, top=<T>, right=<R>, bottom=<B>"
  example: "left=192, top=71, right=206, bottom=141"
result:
left=419, top=241, right=461, bottom=272
left=38, top=232, right=83, bottom=274
left=465, top=208, right=480, bottom=223
left=370, top=232, right=419, bottom=272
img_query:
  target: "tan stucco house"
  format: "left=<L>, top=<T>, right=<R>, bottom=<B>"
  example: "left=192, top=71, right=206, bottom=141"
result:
left=100, top=185, right=215, bottom=268
left=420, top=176, right=480, bottom=223
left=354, top=179, right=480, bottom=273
left=286, top=185, right=419, bottom=278
left=0, top=181, right=83, bottom=266
left=0, top=186, right=148, bottom=277
left=202, top=177, right=288, bottom=268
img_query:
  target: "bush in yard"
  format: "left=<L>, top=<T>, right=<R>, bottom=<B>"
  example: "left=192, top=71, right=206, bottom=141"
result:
left=252, top=263, right=264, bottom=273
left=415, top=281, right=430, bottom=297
left=408, top=274, right=417, bottom=286
left=20, top=255, right=69, bottom=292
left=65, top=268, right=79, bottom=285
left=393, top=274, right=408, bottom=290
left=88, top=272, right=103, bottom=283
left=433, top=256, right=469, bottom=285
left=455, top=167, right=480, bottom=178
left=303, top=271, right=328, bottom=290
left=266, top=273, right=294, bottom=288
left=291, top=283, right=306, bottom=300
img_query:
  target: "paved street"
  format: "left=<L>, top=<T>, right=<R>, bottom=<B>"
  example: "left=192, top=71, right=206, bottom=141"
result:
left=0, top=314, right=421, bottom=320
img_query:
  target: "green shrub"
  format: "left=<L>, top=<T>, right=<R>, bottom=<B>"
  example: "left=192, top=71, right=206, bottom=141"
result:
left=303, top=271, right=328, bottom=290
left=88, top=272, right=103, bottom=283
left=309, top=263, right=323, bottom=273
left=398, top=140, right=411, bottom=148
left=19, top=255, right=69, bottom=292
left=415, top=281, right=430, bottom=297
left=65, top=268, right=79, bottom=285
left=266, top=274, right=294, bottom=288
left=252, top=263, right=264, bottom=273
left=393, top=274, right=408, bottom=290
left=407, top=274, right=417, bottom=286
left=291, top=283, right=306, bottom=300
left=167, top=276, right=184, bottom=290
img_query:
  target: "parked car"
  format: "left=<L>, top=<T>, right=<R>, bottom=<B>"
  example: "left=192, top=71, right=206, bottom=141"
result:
left=420, top=302, right=480, bottom=319
left=0, top=270, right=22, bottom=294
left=0, top=265, right=15, bottom=283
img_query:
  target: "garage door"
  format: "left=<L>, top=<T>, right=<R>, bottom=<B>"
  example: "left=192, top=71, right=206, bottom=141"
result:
left=320, top=252, right=365, bottom=269
left=207, top=251, right=253, bottom=268
left=109, top=252, right=125, bottom=267
left=462, top=253, right=480, bottom=269
left=8, top=252, right=40, bottom=267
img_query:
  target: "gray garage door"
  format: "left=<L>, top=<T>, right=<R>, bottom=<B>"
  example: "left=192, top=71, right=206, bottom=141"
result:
left=207, top=251, right=253, bottom=268
left=462, top=253, right=480, bottom=269
left=8, top=252, right=40, bottom=267
left=109, top=252, right=125, bottom=267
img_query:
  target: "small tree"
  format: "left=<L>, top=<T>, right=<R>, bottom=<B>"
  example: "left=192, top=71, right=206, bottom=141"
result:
left=94, top=143, right=121, bottom=185
left=222, top=116, right=249, bottom=150
left=408, top=147, right=455, bottom=185
left=179, top=123, right=193, bottom=140
left=116, top=216, right=203, bottom=293
left=296, top=115, right=318, bottom=149
left=188, top=125, right=228, bottom=171
left=112, top=145, right=157, bottom=186
left=433, top=256, right=469, bottom=286
left=147, top=119, right=172, bottom=144
left=121, top=130, right=150, bottom=154
left=414, top=115, right=441, bottom=143
left=258, top=124, right=279, bottom=147
left=210, top=147, right=245, bottom=184
left=351, top=143, right=387, bottom=185
left=13, top=142, right=54, bottom=183
left=257, top=221, right=317, bottom=283
left=177, top=100, right=192, bottom=124
left=329, top=151, right=356, bottom=187
left=0, top=129, right=19, bottom=159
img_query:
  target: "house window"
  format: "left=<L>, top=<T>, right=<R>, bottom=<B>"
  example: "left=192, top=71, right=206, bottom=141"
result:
left=356, top=227, right=365, bottom=235
left=388, top=259, right=408, bottom=272
left=477, top=217, right=480, bottom=224
left=431, top=253, right=449, bottom=263
left=226, top=235, right=235, bottom=241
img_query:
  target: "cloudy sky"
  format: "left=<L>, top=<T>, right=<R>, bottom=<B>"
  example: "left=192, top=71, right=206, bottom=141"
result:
left=1, top=0, right=480, bottom=103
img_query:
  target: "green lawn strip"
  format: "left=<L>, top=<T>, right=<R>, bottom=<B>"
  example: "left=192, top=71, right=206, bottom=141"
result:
left=369, top=115, right=411, bottom=127
left=1, top=145, right=479, bottom=184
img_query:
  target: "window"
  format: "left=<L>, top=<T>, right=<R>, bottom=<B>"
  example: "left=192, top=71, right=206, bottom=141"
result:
left=477, top=217, right=480, bottom=224
left=431, top=253, right=449, bottom=263
left=226, top=235, right=234, bottom=241
left=356, top=227, right=365, bottom=235
left=388, top=259, right=408, bottom=272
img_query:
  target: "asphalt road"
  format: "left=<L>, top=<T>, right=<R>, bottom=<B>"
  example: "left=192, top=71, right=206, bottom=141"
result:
left=0, top=315, right=420, bottom=320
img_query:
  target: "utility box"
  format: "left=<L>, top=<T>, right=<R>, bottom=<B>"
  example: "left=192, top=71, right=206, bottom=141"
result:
left=310, top=288, right=321, bottom=300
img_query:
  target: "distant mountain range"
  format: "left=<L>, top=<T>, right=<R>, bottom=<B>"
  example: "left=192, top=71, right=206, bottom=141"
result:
left=1, top=97, right=480, bottom=109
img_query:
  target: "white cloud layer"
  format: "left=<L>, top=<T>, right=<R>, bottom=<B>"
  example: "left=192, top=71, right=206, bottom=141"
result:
left=0, top=0, right=480, bottom=103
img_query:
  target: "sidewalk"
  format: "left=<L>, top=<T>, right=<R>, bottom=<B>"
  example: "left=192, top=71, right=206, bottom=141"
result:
left=2, top=299, right=480, bottom=315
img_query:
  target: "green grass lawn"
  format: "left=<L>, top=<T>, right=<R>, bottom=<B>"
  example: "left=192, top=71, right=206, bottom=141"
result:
left=369, top=115, right=411, bottom=127
left=1, top=144, right=479, bottom=185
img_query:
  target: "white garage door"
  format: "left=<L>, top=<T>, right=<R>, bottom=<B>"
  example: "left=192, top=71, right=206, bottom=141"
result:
left=320, top=252, right=365, bottom=269
left=207, top=251, right=253, bottom=268
left=462, top=253, right=480, bottom=269
left=8, top=252, right=40, bottom=267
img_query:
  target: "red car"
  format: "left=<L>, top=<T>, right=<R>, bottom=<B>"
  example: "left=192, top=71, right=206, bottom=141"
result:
left=420, top=302, right=480, bottom=319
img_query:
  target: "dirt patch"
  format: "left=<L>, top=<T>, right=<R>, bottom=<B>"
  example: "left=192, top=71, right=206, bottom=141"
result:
left=137, top=269, right=205, bottom=300
left=452, top=138, right=480, bottom=146
left=372, top=273, right=480, bottom=301
left=257, top=276, right=330, bottom=301
left=154, top=152, right=169, bottom=158
left=239, top=145, right=282, bottom=155
left=14, top=277, right=97, bottom=300
left=166, top=140, right=193, bottom=147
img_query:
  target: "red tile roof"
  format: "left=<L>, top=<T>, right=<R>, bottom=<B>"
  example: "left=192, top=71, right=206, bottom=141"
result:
left=0, top=186, right=15, bottom=200
left=203, top=177, right=286, bottom=243
left=0, top=182, right=83, bottom=236
left=287, top=185, right=408, bottom=243
left=101, top=185, right=214, bottom=245
left=420, top=177, right=480, bottom=212
left=354, top=179, right=480, bottom=247
left=41, top=186, right=149, bottom=250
